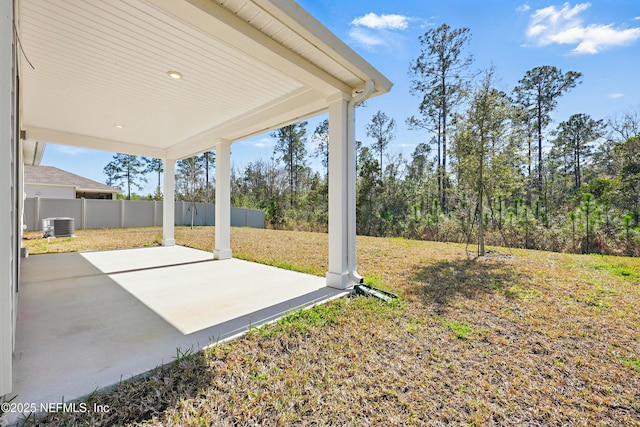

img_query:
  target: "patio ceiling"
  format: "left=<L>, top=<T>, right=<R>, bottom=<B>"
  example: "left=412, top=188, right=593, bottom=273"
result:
left=17, top=0, right=391, bottom=160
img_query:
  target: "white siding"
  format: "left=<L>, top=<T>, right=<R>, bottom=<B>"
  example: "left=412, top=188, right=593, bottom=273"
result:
left=25, top=184, right=75, bottom=199
left=1, top=0, right=16, bottom=396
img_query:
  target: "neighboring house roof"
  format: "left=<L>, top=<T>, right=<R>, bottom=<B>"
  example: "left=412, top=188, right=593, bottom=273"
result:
left=24, top=165, right=119, bottom=193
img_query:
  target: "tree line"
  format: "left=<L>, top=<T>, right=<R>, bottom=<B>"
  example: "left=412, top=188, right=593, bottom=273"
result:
left=230, top=23, right=639, bottom=256
left=103, top=151, right=215, bottom=203
left=103, top=23, right=640, bottom=256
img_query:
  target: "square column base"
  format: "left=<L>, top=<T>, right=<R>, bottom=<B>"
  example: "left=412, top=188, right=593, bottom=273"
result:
left=162, top=238, right=176, bottom=247
left=326, top=271, right=354, bottom=290
left=214, top=249, right=232, bottom=260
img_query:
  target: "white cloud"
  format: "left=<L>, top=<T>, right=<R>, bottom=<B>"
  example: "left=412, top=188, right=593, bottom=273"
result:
left=253, top=140, right=274, bottom=149
left=348, top=28, right=385, bottom=48
left=348, top=12, right=415, bottom=51
left=608, top=93, right=625, bottom=99
left=242, top=137, right=275, bottom=149
left=516, top=4, right=531, bottom=13
left=351, top=13, right=410, bottom=30
left=525, top=2, right=640, bottom=54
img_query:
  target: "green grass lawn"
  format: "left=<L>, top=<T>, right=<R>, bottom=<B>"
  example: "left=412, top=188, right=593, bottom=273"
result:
left=17, top=227, right=640, bottom=426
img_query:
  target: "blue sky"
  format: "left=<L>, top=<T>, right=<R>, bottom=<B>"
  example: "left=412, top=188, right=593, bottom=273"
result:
left=41, top=1, right=640, bottom=195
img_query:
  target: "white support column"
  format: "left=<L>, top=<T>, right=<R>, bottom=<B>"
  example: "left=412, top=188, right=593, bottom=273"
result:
left=326, top=92, right=352, bottom=289
left=347, top=99, right=362, bottom=284
left=162, top=159, right=176, bottom=246
left=214, top=139, right=232, bottom=260
left=1, top=0, right=14, bottom=396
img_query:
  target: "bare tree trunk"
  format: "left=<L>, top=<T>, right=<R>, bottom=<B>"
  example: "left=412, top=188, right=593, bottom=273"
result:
left=478, top=182, right=485, bottom=256
left=537, top=102, right=543, bottom=197
left=205, top=152, right=210, bottom=203
left=575, top=139, right=581, bottom=188
left=441, top=80, right=448, bottom=213
left=127, top=169, right=131, bottom=200
left=436, top=121, right=442, bottom=210
left=526, top=135, right=532, bottom=206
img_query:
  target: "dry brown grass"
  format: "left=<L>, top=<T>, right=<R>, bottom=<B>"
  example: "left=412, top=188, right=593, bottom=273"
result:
left=16, top=227, right=640, bottom=426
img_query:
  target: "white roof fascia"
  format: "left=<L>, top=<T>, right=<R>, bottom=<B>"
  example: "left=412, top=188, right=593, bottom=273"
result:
left=253, top=0, right=393, bottom=96
left=23, top=127, right=167, bottom=159
left=25, top=182, right=74, bottom=189
left=75, top=187, right=119, bottom=193
left=22, top=140, right=46, bottom=166
left=26, top=182, right=118, bottom=194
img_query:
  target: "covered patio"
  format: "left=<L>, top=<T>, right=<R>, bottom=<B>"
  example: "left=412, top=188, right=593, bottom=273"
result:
left=1, top=0, right=391, bottom=408
left=13, top=245, right=347, bottom=414
left=15, top=0, right=391, bottom=285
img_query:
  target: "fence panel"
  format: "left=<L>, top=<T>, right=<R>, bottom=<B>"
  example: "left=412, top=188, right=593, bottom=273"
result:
left=123, top=200, right=154, bottom=228
left=231, top=207, right=245, bottom=227
left=205, top=203, right=215, bottom=225
left=178, top=202, right=218, bottom=226
left=85, top=199, right=120, bottom=229
left=25, top=198, right=83, bottom=230
left=246, top=209, right=265, bottom=229
left=23, top=198, right=37, bottom=231
left=155, top=201, right=163, bottom=226
left=40, top=198, right=82, bottom=222
left=24, top=198, right=263, bottom=231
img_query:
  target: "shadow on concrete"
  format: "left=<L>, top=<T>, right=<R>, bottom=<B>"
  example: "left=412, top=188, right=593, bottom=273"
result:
left=8, top=249, right=346, bottom=425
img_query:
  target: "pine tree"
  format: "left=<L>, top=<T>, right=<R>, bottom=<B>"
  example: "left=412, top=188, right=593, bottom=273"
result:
left=200, top=151, right=215, bottom=203
left=513, top=66, right=582, bottom=200
left=366, top=111, right=396, bottom=178
left=272, top=122, right=308, bottom=208
left=312, top=119, right=329, bottom=179
left=409, top=23, right=474, bottom=212
left=452, top=68, right=511, bottom=255
left=144, top=157, right=164, bottom=199
left=103, top=154, right=148, bottom=200
left=176, top=156, right=204, bottom=228
left=552, top=113, right=605, bottom=190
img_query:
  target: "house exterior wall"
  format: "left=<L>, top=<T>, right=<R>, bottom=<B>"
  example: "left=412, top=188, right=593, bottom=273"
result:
left=25, top=184, right=75, bottom=199
left=75, top=191, right=117, bottom=200
left=1, top=0, right=17, bottom=396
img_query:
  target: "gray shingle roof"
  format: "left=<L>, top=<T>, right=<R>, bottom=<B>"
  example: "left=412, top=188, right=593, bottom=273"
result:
left=24, top=165, right=119, bottom=193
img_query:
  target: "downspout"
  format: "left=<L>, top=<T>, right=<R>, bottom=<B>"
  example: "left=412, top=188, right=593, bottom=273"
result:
left=347, top=80, right=374, bottom=285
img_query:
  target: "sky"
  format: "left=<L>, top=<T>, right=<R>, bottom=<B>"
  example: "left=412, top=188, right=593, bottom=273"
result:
left=40, top=0, right=640, bottom=196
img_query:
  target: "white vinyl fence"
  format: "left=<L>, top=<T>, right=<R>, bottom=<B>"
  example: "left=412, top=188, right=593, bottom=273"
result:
left=24, top=198, right=264, bottom=231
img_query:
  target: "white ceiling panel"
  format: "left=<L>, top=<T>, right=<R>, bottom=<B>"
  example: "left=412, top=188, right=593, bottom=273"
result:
left=17, top=0, right=391, bottom=159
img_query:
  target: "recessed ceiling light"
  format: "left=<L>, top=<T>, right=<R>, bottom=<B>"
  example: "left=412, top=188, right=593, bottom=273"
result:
left=167, top=71, right=183, bottom=79
left=114, top=124, right=124, bottom=129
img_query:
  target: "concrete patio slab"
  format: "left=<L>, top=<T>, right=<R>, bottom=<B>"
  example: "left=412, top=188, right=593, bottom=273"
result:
left=8, top=246, right=348, bottom=423
left=79, top=245, right=215, bottom=274
left=109, top=257, right=335, bottom=334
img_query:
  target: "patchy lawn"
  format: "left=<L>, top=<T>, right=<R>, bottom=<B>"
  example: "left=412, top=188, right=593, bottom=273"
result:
left=16, top=227, right=640, bottom=426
